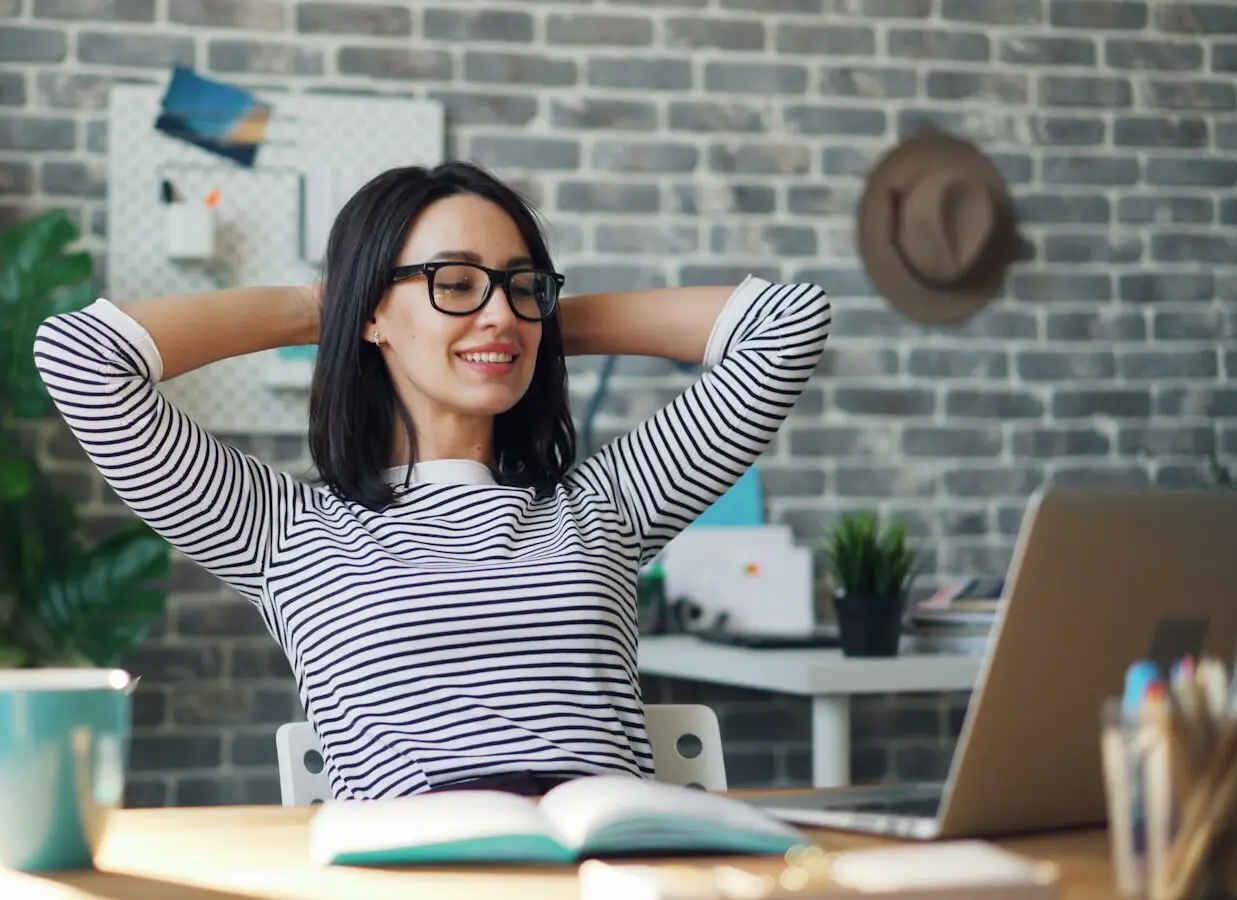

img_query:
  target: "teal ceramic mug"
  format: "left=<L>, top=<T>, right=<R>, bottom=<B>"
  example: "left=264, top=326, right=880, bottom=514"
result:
left=0, top=668, right=131, bottom=872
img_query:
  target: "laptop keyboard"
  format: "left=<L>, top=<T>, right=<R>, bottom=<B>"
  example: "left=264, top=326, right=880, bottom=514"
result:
left=843, top=795, right=942, bottom=817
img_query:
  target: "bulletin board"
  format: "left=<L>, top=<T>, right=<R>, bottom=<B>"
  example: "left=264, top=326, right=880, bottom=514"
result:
left=106, top=84, right=444, bottom=435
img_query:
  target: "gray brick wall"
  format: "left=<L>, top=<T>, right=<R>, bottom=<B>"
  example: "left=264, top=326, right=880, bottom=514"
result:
left=3, top=0, right=1232, bottom=803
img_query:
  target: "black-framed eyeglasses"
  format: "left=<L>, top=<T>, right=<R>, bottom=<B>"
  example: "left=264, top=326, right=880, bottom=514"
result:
left=390, top=261, right=564, bottom=322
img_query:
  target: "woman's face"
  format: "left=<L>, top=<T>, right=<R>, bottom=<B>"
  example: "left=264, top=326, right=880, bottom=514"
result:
left=369, top=193, right=544, bottom=425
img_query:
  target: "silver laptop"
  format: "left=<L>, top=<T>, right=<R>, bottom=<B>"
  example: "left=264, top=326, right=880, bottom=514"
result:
left=750, top=487, right=1237, bottom=840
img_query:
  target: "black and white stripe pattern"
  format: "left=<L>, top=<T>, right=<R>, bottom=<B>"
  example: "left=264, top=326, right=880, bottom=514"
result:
left=34, top=275, right=831, bottom=799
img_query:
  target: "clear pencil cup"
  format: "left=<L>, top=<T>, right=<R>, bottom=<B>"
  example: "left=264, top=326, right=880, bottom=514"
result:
left=1101, top=697, right=1152, bottom=898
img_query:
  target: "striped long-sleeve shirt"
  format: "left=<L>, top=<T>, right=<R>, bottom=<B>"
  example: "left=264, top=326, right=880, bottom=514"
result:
left=33, top=275, right=831, bottom=799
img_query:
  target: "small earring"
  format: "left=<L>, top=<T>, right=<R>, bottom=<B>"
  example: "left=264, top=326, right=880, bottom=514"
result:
left=371, top=330, right=381, bottom=344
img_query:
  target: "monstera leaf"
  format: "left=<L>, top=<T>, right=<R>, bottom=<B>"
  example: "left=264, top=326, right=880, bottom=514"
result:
left=0, top=209, right=95, bottom=421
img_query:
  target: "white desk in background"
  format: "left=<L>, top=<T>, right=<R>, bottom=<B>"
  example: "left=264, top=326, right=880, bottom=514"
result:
left=637, top=634, right=983, bottom=788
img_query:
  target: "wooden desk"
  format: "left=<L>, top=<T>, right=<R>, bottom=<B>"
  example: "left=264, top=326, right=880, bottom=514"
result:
left=639, top=635, right=982, bottom=786
left=1, top=805, right=1117, bottom=900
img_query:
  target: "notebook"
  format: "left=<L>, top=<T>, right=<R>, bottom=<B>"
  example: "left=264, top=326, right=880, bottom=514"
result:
left=309, top=775, right=810, bottom=866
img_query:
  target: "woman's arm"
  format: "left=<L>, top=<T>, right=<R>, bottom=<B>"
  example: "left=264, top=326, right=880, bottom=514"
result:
left=558, top=286, right=733, bottom=365
left=33, top=287, right=318, bottom=604
left=118, top=284, right=318, bottom=380
left=571, top=276, right=830, bottom=564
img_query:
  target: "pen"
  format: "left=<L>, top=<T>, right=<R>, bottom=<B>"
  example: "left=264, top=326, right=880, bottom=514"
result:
left=161, top=179, right=176, bottom=204
left=1124, top=660, right=1161, bottom=719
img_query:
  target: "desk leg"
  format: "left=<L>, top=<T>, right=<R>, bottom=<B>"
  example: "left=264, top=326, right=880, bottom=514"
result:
left=810, top=696, right=850, bottom=788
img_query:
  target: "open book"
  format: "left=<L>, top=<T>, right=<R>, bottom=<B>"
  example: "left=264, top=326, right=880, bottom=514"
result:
left=309, top=775, right=811, bottom=866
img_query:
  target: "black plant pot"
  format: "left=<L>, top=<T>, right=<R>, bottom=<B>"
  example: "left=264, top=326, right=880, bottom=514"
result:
left=832, top=592, right=904, bottom=657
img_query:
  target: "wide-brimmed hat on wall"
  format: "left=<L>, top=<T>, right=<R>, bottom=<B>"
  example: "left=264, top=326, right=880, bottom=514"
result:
left=856, top=129, right=1019, bottom=325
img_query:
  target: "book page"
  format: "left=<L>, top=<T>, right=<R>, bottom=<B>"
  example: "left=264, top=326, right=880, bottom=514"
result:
left=309, top=790, right=565, bottom=865
left=539, top=775, right=804, bottom=851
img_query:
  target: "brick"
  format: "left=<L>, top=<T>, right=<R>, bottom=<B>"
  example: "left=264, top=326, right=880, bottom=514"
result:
left=0, top=161, right=32, bottom=194
left=943, top=467, right=1044, bottom=498
left=173, top=598, right=267, bottom=638
left=680, top=264, right=780, bottom=286
left=926, top=70, right=1028, bottom=103
left=667, top=17, right=764, bottom=51
left=611, top=0, right=706, bottom=6
left=705, top=61, right=807, bottom=95
left=1116, top=195, right=1212, bottom=225
left=341, top=46, right=451, bottom=80
left=1042, top=153, right=1139, bottom=185
left=1152, top=233, right=1237, bottom=264
left=551, top=98, right=655, bottom=131
left=1015, top=194, right=1109, bottom=225
left=546, top=14, right=652, bottom=46
left=791, top=186, right=860, bottom=218
left=588, top=57, right=689, bottom=90
left=1042, top=234, right=1142, bottom=265
left=1121, top=426, right=1215, bottom=457
left=0, top=25, right=66, bottom=61
left=471, top=136, right=579, bottom=171
left=432, top=90, right=537, bottom=127
left=725, top=0, right=819, bottom=9
left=296, top=2, right=410, bottom=34
left=903, top=426, right=1002, bottom=458
left=1221, top=199, right=1237, bottom=226
left=1118, top=350, right=1217, bottom=380
left=907, top=348, right=1008, bottom=378
left=231, top=644, right=292, bottom=680
left=232, top=732, right=279, bottom=767
left=815, top=347, right=900, bottom=377
left=941, top=0, right=1042, bottom=23
left=1027, top=114, right=1106, bottom=145
left=760, top=467, right=827, bottom=499
left=710, top=223, right=817, bottom=257
left=708, top=141, right=810, bottom=175
left=1050, top=0, right=1146, bottom=28
left=1046, top=310, right=1147, bottom=342
left=1016, top=350, right=1116, bottom=381
left=822, top=146, right=875, bottom=178
left=593, top=140, right=697, bottom=173
left=1146, top=157, right=1237, bottom=188
left=464, top=51, right=573, bottom=86
left=669, top=101, right=769, bottom=133
left=1012, top=272, right=1113, bottom=302
left=1158, top=388, right=1237, bottom=417
left=1215, top=45, right=1237, bottom=73
left=789, top=426, right=895, bottom=457
left=1012, top=427, right=1110, bottom=458
left=33, top=0, right=153, bottom=19
left=834, top=388, right=934, bottom=418
left=425, top=8, right=534, bottom=42
left=819, top=65, right=917, bottom=99
left=130, top=736, right=222, bottom=773
left=595, top=223, right=698, bottom=255
left=888, top=29, right=989, bottom=62
left=783, top=104, right=885, bottom=136
left=78, top=30, right=194, bottom=67
left=1156, top=2, right=1237, bottom=33
left=558, top=181, right=659, bottom=213
left=1141, top=79, right=1236, bottom=111
left=40, top=160, right=105, bottom=198
left=123, top=646, right=223, bottom=681
left=0, top=73, right=24, bottom=107
left=1000, top=35, right=1095, bottom=66
left=1106, top=38, right=1202, bottom=71
left=775, top=23, right=874, bottom=55
left=1118, top=272, right=1214, bottom=304
left=834, top=465, right=938, bottom=498
left=1053, top=389, right=1151, bottom=419
left=124, top=779, right=168, bottom=809
left=36, top=72, right=154, bottom=110
left=0, top=115, right=75, bottom=151
left=669, top=183, right=774, bottom=215
left=1041, top=75, right=1131, bottom=107
left=945, top=390, right=1043, bottom=419
left=169, top=0, right=283, bottom=28
left=1056, top=466, right=1152, bottom=489
left=211, top=40, right=322, bottom=75
left=824, top=0, right=931, bottom=14
left=1114, top=116, right=1207, bottom=149
left=1154, top=311, right=1229, bottom=341
left=895, top=107, right=1016, bottom=144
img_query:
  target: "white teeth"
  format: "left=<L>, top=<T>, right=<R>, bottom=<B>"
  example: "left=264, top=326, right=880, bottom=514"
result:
left=460, top=352, right=514, bottom=364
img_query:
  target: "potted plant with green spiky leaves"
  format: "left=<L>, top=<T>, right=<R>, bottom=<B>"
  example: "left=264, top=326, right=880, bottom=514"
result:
left=820, top=512, right=919, bottom=657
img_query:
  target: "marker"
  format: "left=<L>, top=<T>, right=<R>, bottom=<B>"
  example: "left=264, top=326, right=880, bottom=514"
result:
left=1123, top=660, right=1161, bottom=718
left=160, top=179, right=176, bottom=204
left=205, top=187, right=221, bottom=209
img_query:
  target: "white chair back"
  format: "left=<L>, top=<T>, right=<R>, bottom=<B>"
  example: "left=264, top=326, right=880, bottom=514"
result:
left=274, top=702, right=727, bottom=805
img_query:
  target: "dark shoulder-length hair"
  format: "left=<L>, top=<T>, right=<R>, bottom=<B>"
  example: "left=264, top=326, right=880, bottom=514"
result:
left=307, top=161, right=576, bottom=511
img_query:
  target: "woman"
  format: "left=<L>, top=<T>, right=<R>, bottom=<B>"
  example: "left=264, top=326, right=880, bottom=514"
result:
left=34, top=161, right=830, bottom=800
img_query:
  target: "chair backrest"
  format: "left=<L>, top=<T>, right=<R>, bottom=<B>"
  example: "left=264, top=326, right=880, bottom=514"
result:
left=274, top=702, right=727, bottom=806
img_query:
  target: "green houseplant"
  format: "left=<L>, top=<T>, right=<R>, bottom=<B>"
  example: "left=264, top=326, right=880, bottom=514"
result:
left=0, top=209, right=171, bottom=669
left=820, top=511, right=919, bottom=657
